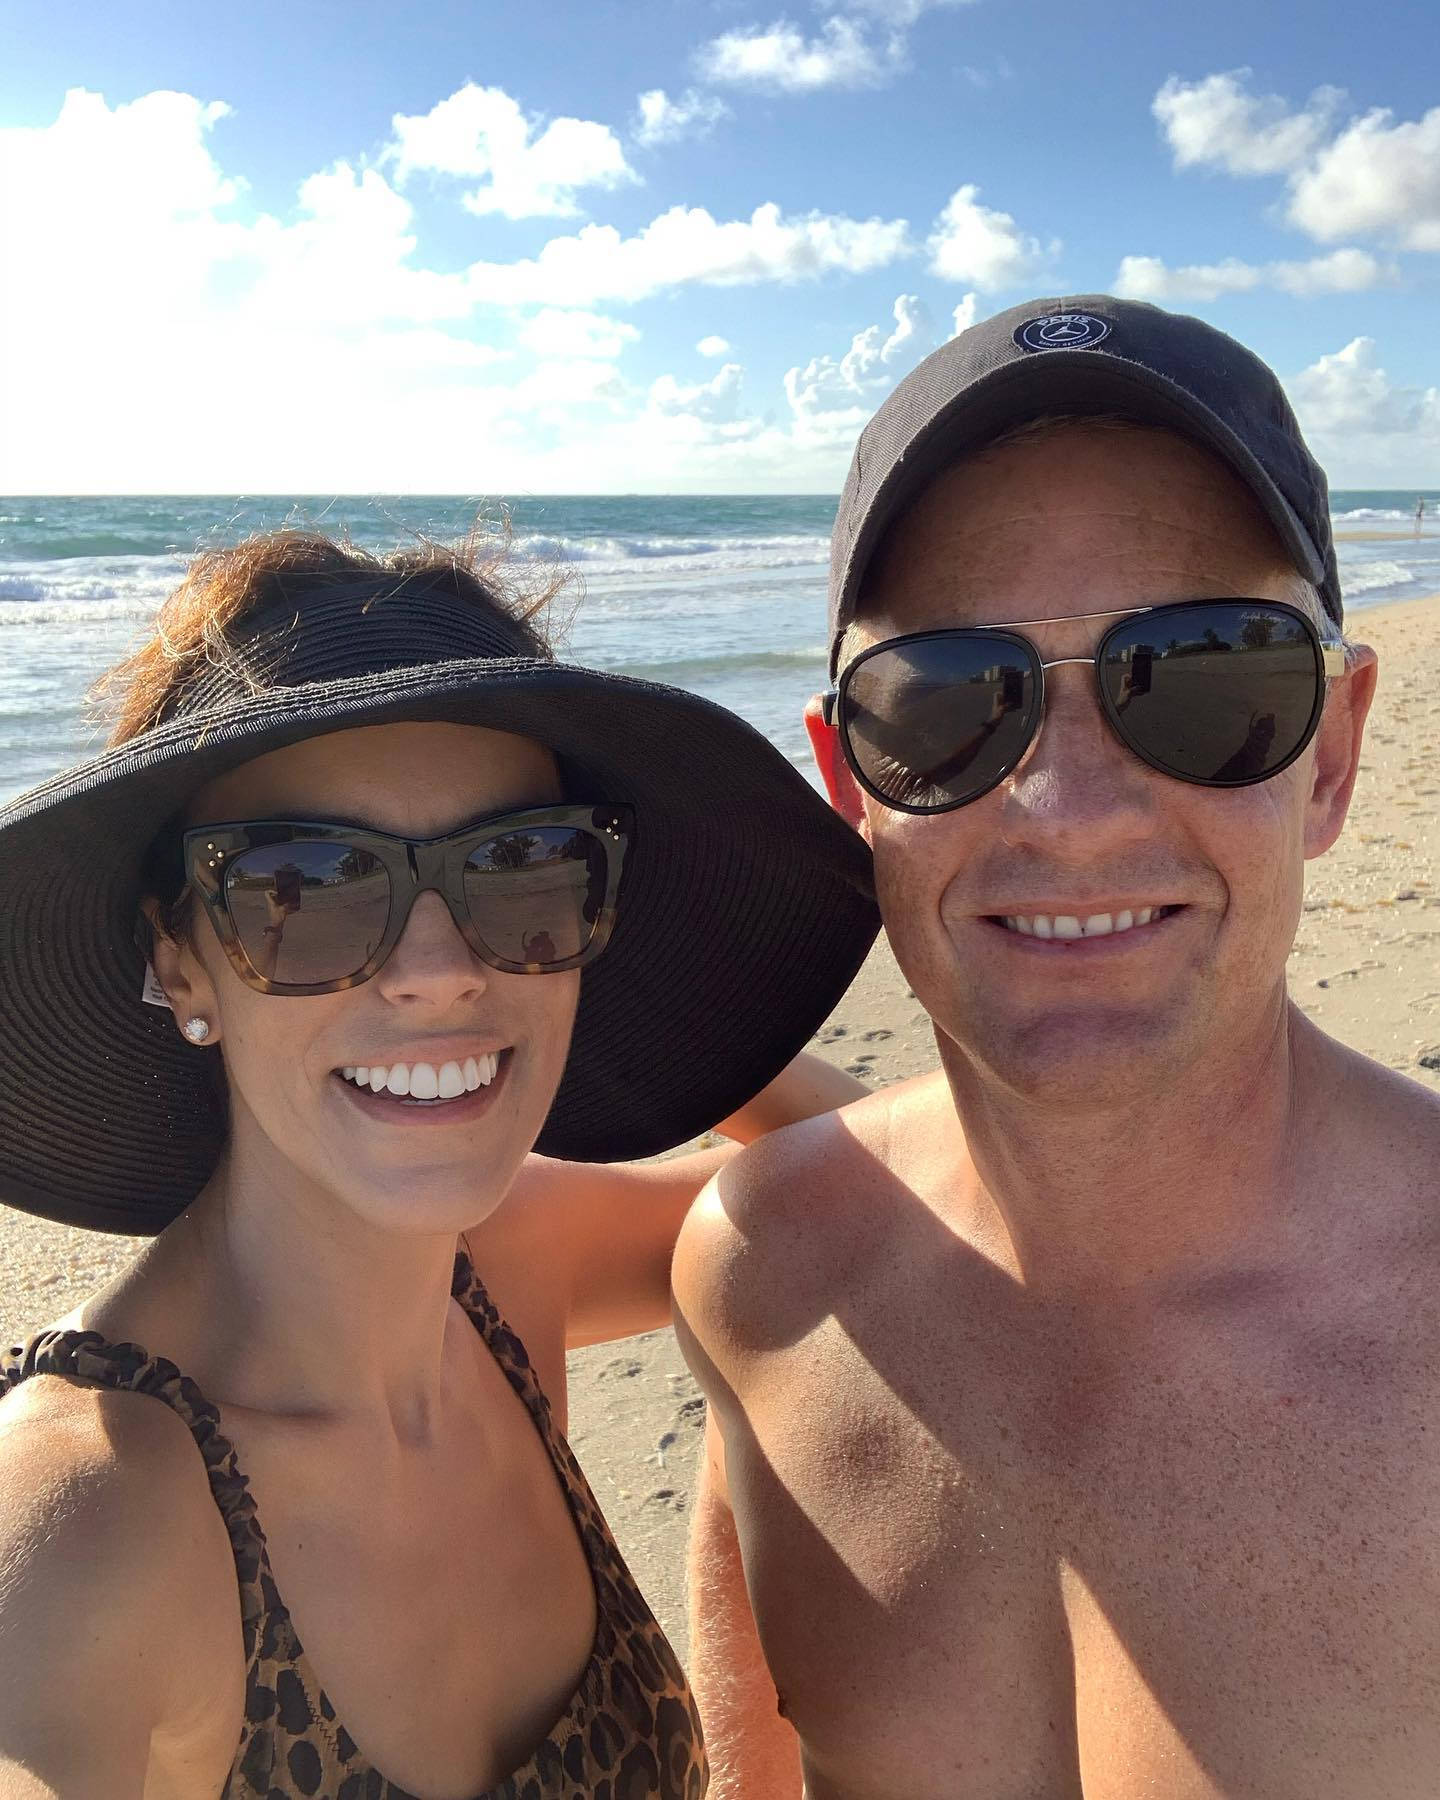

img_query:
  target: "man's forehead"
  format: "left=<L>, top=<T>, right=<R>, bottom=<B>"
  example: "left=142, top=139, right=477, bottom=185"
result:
left=854, top=420, right=1297, bottom=634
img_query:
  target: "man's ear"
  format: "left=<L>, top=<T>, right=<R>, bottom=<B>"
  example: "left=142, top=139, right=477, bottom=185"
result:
left=1304, top=643, right=1379, bottom=860
left=803, top=694, right=868, bottom=838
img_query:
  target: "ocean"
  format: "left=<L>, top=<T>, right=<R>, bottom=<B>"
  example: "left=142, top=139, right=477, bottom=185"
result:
left=2, top=490, right=1438, bottom=809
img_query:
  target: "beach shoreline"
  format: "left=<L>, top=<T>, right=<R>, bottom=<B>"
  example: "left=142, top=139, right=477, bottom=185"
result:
left=4, top=589, right=1440, bottom=1658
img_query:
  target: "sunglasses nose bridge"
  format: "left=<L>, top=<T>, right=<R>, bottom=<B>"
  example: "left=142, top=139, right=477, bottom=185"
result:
left=384, top=840, right=459, bottom=940
left=1012, top=652, right=1150, bottom=794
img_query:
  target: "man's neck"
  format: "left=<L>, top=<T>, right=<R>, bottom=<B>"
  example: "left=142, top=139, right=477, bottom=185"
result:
left=936, top=996, right=1339, bottom=1300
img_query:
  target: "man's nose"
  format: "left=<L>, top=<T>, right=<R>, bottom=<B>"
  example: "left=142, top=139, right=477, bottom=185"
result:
left=997, top=662, right=1159, bottom=852
left=375, top=888, right=489, bottom=1006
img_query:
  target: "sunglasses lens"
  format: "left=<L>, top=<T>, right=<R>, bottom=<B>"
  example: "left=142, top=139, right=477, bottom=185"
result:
left=463, top=825, right=608, bottom=967
left=842, top=634, right=1038, bottom=810
left=225, top=842, right=391, bottom=985
left=1099, top=603, right=1322, bottom=783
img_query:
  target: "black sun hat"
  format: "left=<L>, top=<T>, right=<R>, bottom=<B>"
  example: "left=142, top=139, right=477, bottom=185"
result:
left=0, top=571, right=878, bottom=1235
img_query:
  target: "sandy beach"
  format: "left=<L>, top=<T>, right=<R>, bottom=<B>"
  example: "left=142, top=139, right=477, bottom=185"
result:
left=4, top=590, right=1440, bottom=1660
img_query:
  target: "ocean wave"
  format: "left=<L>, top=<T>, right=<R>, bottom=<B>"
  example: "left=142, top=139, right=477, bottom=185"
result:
left=511, top=530, right=831, bottom=566
left=0, top=533, right=188, bottom=560
left=1332, top=508, right=1415, bottom=525
left=0, top=597, right=158, bottom=627
left=1341, top=559, right=1423, bottom=598
left=0, top=553, right=183, bottom=610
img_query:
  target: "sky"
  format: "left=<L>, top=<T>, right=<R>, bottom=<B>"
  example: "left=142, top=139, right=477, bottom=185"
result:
left=1, top=0, right=1437, bottom=494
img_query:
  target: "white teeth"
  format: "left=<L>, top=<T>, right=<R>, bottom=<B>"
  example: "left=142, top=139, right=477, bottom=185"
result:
left=342, top=1054, right=503, bottom=1098
left=1002, top=907, right=1168, bottom=940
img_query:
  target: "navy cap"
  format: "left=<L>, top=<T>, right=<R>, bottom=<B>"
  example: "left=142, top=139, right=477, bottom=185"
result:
left=829, top=294, right=1340, bottom=672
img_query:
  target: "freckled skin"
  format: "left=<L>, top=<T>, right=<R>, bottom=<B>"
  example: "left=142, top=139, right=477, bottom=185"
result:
left=678, top=427, right=1440, bottom=1798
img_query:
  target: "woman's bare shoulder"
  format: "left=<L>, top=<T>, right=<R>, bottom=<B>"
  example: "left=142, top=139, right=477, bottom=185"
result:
left=0, top=1374, right=244, bottom=1778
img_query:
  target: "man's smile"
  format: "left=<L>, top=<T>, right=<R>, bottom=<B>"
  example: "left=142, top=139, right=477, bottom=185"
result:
left=988, top=905, right=1184, bottom=941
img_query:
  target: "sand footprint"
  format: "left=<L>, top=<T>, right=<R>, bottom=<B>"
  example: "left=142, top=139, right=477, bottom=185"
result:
left=1315, top=960, right=1385, bottom=989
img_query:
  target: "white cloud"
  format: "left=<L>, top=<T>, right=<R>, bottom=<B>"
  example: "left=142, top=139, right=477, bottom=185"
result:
left=387, top=83, right=634, bottom=219
left=1153, top=72, right=1440, bottom=254
left=0, top=87, right=242, bottom=229
left=840, top=0, right=973, bottom=21
left=633, top=87, right=729, bottom=147
left=1288, top=106, right=1440, bottom=250
left=697, top=0, right=977, bottom=90
left=0, top=86, right=899, bottom=494
left=517, top=308, right=639, bottom=359
left=926, top=185, right=1055, bottom=289
left=1114, top=247, right=1392, bottom=302
left=506, top=356, right=629, bottom=415
left=1286, top=337, right=1440, bottom=484
left=699, top=17, right=889, bottom=91
left=784, top=294, right=935, bottom=419
left=462, top=201, right=911, bottom=306
left=1153, top=72, right=1341, bottom=177
left=650, top=362, right=746, bottom=422
left=697, top=334, right=732, bottom=356
left=951, top=293, right=979, bottom=334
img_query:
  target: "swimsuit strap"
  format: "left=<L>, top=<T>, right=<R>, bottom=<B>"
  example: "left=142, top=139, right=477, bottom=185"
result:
left=0, top=1329, right=270, bottom=1666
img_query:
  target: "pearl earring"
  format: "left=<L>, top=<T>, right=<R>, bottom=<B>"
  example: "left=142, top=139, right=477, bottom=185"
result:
left=183, top=1017, right=211, bottom=1044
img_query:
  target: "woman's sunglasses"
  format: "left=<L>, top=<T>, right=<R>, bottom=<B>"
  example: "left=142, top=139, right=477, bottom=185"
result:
left=183, top=803, right=633, bottom=996
left=826, top=599, right=1347, bottom=815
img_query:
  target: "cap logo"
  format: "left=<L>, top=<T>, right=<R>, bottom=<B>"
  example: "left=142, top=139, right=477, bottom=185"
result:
left=1014, top=312, right=1112, bottom=353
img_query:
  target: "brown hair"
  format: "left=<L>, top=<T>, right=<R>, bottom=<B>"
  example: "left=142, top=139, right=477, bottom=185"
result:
left=95, top=525, right=568, bottom=747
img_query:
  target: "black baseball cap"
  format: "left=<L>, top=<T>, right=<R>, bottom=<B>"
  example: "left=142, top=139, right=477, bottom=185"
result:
left=828, top=294, right=1341, bottom=673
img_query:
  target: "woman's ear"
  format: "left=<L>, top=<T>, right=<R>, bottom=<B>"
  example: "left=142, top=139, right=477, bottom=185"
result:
left=803, top=694, right=869, bottom=839
left=142, top=899, right=222, bottom=1044
left=1304, top=644, right=1379, bottom=860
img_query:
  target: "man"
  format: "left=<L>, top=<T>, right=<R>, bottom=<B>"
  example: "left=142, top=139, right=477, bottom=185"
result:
left=674, top=296, right=1440, bottom=1797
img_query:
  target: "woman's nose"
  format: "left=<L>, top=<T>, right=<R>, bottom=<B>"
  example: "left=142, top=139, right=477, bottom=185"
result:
left=374, top=889, right=490, bottom=1005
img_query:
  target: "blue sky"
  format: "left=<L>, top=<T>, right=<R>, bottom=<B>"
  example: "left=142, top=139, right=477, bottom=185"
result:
left=1, top=0, right=1436, bottom=492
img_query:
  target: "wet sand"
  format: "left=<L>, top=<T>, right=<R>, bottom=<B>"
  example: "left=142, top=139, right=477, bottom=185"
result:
left=1334, top=528, right=1433, bottom=541
left=4, top=592, right=1440, bottom=1659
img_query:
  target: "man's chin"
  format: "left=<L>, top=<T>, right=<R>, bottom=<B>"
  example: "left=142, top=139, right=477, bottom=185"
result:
left=938, top=1002, right=1200, bottom=1107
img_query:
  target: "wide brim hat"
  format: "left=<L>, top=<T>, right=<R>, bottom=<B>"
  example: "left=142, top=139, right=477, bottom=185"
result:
left=0, top=574, right=878, bottom=1234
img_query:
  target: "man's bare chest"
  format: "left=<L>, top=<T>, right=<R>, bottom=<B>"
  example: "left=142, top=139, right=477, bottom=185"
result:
left=732, top=1306, right=1440, bottom=1798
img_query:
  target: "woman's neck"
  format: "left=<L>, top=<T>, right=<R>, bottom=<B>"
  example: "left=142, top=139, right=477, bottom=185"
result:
left=164, top=1143, right=483, bottom=1440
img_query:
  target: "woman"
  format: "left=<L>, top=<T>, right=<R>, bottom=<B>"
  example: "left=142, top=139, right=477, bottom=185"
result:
left=0, top=532, right=876, bottom=1799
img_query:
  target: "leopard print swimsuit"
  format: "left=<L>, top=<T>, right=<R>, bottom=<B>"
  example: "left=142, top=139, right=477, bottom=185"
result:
left=1, top=1251, right=707, bottom=1800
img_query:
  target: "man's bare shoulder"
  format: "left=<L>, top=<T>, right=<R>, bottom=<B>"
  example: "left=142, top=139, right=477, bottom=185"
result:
left=674, top=1071, right=953, bottom=1365
left=1308, top=1027, right=1440, bottom=1186
left=0, top=1375, right=242, bottom=1747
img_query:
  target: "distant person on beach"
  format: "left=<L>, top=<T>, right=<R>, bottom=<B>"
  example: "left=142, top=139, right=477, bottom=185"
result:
left=676, top=297, right=1440, bottom=1796
left=0, top=531, right=876, bottom=1798
left=1418, top=494, right=1427, bottom=532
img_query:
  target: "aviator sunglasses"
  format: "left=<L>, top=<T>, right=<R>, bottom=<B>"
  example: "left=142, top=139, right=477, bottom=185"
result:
left=825, top=598, right=1346, bottom=815
left=182, top=803, right=633, bottom=996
